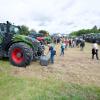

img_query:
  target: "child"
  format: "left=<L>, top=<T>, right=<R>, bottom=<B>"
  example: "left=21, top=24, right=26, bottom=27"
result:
left=60, top=42, right=65, bottom=56
left=49, top=46, right=56, bottom=64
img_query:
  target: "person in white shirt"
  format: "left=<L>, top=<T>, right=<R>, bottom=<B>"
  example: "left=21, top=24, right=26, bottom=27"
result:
left=92, top=40, right=99, bottom=60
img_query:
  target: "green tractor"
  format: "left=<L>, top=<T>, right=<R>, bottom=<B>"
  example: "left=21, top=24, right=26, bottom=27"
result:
left=29, top=32, right=52, bottom=44
left=44, top=36, right=52, bottom=44
left=0, top=21, right=44, bottom=67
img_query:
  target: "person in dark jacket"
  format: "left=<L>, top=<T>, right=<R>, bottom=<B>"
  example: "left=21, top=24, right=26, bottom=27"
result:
left=80, top=39, right=85, bottom=51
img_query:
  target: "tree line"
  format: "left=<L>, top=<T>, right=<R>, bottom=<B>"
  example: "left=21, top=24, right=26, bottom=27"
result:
left=70, top=25, right=100, bottom=36
left=19, top=25, right=50, bottom=36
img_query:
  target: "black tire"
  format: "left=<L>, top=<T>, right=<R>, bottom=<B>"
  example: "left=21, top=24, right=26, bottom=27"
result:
left=0, top=52, right=3, bottom=59
left=8, top=42, right=33, bottom=67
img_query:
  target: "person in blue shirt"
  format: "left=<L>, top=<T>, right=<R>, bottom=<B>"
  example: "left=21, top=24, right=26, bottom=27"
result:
left=49, top=46, right=56, bottom=64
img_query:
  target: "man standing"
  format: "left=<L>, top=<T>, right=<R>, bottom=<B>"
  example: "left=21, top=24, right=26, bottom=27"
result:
left=80, top=39, right=85, bottom=51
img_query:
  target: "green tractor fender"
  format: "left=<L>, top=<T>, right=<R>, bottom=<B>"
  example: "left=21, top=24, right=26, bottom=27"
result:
left=12, top=35, right=37, bottom=51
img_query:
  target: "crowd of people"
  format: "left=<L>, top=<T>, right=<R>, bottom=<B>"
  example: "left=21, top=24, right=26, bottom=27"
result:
left=48, top=37, right=99, bottom=64
left=48, top=37, right=85, bottom=63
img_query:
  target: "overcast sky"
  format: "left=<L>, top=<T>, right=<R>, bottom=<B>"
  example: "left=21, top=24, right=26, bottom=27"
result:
left=0, top=0, right=100, bottom=34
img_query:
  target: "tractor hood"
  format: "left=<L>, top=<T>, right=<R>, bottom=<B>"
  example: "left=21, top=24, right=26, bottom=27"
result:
left=12, top=35, right=40, bottom=52
left=13, top=34, right=39, bottom=43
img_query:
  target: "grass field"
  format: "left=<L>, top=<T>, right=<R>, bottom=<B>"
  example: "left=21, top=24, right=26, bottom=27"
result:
left=0, top=43, right=100, bottom=100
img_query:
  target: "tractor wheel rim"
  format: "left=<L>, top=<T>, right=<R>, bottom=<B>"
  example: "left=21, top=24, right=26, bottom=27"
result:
left=11, top=48, right=24, bottom=64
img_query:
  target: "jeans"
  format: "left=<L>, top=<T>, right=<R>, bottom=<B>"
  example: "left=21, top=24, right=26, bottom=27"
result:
left=50, top=55, right=54, bottom=64
left=60, top=48, right=64, bottom=56
left=92, top=49, right=99, bottom=60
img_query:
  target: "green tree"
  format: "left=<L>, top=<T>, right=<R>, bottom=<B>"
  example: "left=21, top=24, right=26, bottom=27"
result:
left=30, top=29, right=37, bottom=33
left=98, top=28, right=100, bottom=32
left=70, top=25, right=100, bottom=36
left=91, top=25, right=97, bottom=33
left=19, top=25, right=29, bottom=35
left=38, top=30, right=49, bottom=36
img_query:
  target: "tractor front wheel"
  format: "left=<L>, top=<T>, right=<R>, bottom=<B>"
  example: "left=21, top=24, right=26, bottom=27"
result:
left=9, top=43, right=33, bottom=67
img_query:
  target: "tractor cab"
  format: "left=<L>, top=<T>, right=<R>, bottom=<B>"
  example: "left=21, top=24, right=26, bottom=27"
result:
left=0, top=21, right=20, bottom=57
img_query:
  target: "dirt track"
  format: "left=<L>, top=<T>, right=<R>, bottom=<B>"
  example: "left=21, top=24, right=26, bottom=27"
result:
left=11, top=43, right=100, bottom=86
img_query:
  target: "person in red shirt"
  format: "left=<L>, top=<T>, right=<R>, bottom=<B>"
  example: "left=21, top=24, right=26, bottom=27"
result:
left=64, top=39, right=69, bottom=49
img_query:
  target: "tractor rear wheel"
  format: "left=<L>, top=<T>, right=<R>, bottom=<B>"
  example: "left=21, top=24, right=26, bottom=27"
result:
left=8, top=43, right=33, bottom=67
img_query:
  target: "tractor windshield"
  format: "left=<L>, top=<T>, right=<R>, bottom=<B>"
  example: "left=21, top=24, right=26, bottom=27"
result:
left=10, top=25, right=20, bottom=34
